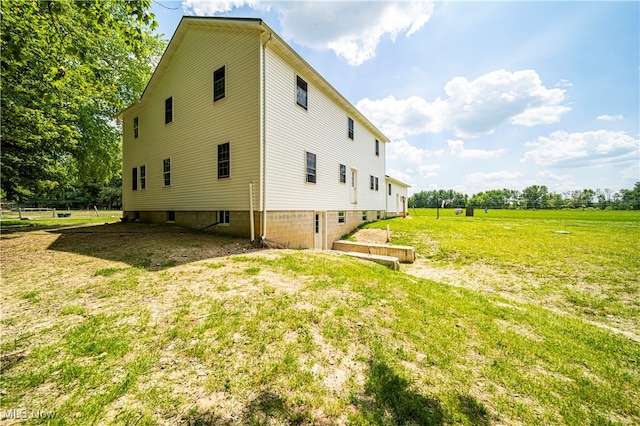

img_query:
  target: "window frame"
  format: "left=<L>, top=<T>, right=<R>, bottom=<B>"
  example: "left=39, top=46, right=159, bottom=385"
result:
left=375, top=139, right=379, bottom=156
left=140, top=165, right=146, bottom=190
left=163, top=158, right=171, bottom=187
left=219, top=210, right=230, bottom=225
left=305, top=151, right=316, bottom=184
left=218, top=142, right=230, bottom=179
left=133, top=117, right=139, bottom=139
left=348, top=117, right=354, bottom=140
left=339, top=164, right=346, bottom=184
left=296, top=75, right=308, bottom=110
left=165, top=96, right=173, bottom=124
left=213, top=66, right=226, bottom=102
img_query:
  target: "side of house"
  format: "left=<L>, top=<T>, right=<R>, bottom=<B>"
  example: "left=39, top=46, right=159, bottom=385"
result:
left=386, top=176, right=410, bottom=218
left=259, top=28, right=388, bottom=249
left=121, top=17, right=397, bottom=249
left=122, top=20, right=263, bottom=237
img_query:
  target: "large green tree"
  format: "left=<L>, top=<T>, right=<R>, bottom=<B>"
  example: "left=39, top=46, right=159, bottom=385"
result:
left=1, top=0, right=164, bottom=202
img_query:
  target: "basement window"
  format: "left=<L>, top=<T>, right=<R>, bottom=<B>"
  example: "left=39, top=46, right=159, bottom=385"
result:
left=338, top=211, right=345, bottom=224
left=219, top=210, right=230, bottom=224
left=166, top=211, right=175, bottom=223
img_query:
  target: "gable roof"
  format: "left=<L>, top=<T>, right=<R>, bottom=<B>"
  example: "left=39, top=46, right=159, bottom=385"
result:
left=385, top=175, right=411, bottom=188
left=120, top=16, right=389, bottom=143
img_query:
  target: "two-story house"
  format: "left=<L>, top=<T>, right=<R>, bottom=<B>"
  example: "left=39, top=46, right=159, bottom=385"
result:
left=121, top=16, right=408, bottom=249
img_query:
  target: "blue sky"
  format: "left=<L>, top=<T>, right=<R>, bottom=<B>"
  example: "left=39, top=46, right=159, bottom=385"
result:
left=150, top=1, right=639, bottom=196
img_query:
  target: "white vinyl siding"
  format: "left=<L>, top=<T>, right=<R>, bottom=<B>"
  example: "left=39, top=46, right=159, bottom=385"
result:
left=122, top=26, right=261, bottom=212
left=263, top=46, right=386, bottom=212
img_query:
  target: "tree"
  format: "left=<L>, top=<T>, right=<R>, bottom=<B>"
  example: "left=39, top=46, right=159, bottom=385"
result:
left=1, top=0, right=164, bottom=202
left=619, top=182, right=640, bottom=210
left=521, top=185, right=548, bottom=209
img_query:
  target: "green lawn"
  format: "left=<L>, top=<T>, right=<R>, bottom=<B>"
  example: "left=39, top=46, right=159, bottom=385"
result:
left=1, top=210, right=638, bottom=425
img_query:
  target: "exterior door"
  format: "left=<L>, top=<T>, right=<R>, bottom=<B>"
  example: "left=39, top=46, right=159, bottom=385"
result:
left=314, top=211, right=326, bottom=249
left=351, top=168, right=358, bottom=204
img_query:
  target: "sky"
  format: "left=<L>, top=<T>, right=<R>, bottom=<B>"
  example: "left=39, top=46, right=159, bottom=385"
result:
left=150, top=1, right=639, bottom=196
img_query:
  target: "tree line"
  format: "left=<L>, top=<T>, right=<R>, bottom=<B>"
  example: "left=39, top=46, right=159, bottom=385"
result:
left=1, top=0, right=164, bottom=207
left=409, top=183, right=640, bottom=210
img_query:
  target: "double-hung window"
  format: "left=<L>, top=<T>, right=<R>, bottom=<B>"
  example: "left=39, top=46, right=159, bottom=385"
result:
left=218, top=142, right=230, bottom=179
left=339, top=164, right=346, bottom=183
left=165, top=97, right=173, bottom=124
left=306, top=152, right=316, bottom=184
left=375, top=139, right=379, bottom=156
left=296, top=76, right=308, bottom=110
left=140, top=165, right=146, bottom=189
left=370, top=175, right=375, bottom=190
left=348, top=117, right=354, bottom=140
left=214, top=66, right=225, bottom=102
left=163, top=158, right=171, bottom=186
left=133, top=117, right=139, bottom=138
left=375, top=177, right=379, bottom=191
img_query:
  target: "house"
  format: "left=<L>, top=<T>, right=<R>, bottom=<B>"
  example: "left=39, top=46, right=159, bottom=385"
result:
left=121, top=16, right=409, bottom=249
left=386, top=176, right=409, bottom=218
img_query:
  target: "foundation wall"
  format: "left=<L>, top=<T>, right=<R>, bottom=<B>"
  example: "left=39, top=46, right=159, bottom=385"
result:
left=123, top=210, right=261, bottom=239
left=123, top=209, right=380, bottom=249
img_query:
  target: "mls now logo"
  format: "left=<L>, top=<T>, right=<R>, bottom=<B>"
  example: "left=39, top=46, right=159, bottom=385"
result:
left=3, top=409, right=56, bottom=420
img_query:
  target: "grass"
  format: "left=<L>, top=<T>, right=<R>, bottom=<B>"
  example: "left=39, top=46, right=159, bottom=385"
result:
left=1, top=210, right=639, bottom=424
left=0, top=210, right=122, bottom=231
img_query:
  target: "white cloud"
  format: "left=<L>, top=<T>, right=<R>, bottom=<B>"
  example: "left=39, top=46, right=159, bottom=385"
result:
left=182, top=1, right=433, bottom=66
left=358, top=69, right=570, bottom=139
left=463, top=170, right=524, bottom=193
left=386, top=140, right=442, bottom=179
left=182, top=0, right=256, bottom=15
left=596, top=114, right=624, bottom=121
left=521, top=130, right=639, bottom=167
left=447, top=139, right=506, bottom=159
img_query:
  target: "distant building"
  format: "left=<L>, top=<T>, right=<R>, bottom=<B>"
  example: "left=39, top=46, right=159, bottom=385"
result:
left=121, top=17, right=409, bottom=248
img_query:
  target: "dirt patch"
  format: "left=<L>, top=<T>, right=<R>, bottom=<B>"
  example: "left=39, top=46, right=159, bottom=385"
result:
left=349, top=228, right=389, bottom=244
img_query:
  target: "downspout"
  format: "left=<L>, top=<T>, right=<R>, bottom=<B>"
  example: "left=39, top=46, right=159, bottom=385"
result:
left=261, top=32, right=273, bottom=242
left=249, top=182, right=255, bottom=241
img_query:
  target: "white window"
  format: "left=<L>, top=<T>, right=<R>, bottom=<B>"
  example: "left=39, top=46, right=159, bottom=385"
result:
left=133, top=117, right=139, bottom=138
left=219, top=210, right=230, bottom=224
left=140, top=165, right=146, bottom=189
left=306, top=151, right=316, bottom=183
left=296, top=76, right=308, bottom=109
left=214, top=66, right=225, bottom=102
left=163, top=158, right=171, bottom=186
